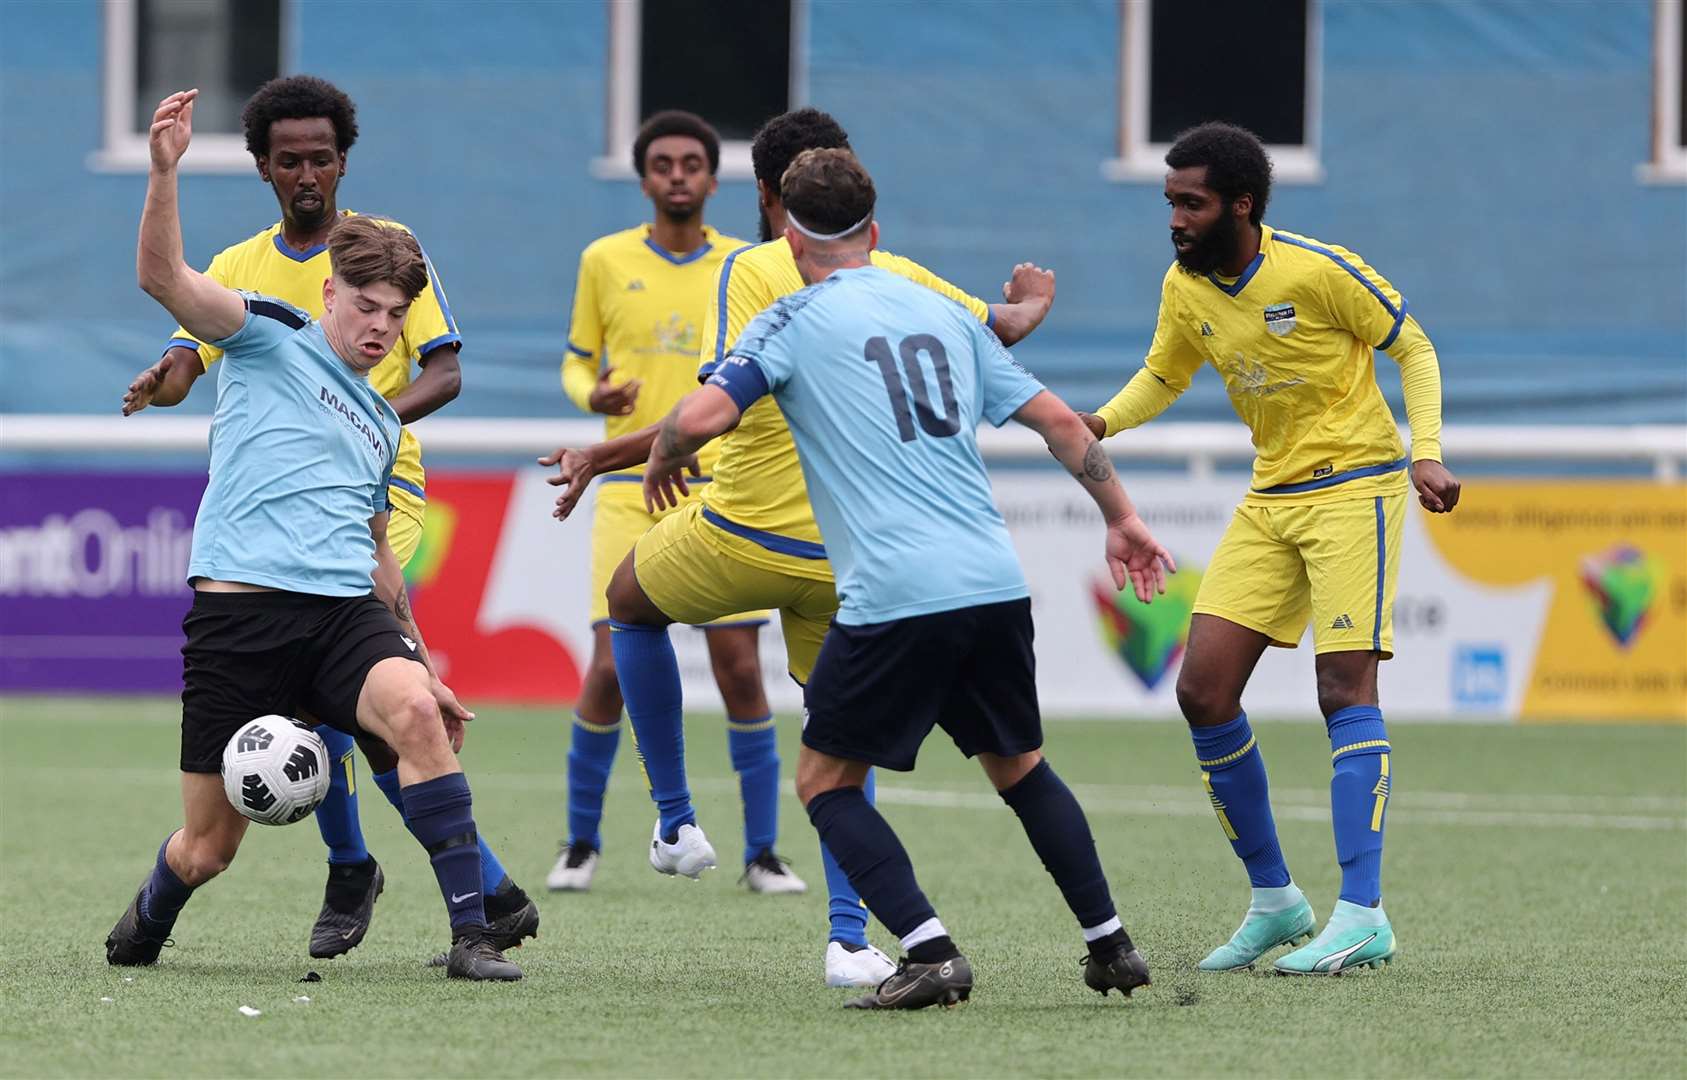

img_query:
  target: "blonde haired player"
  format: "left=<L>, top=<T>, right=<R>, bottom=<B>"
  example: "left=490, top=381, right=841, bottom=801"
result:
left=541, top=107, right=1057, bottom=987
left=542, top=110, right=804, bottom=897
left=120, top=75, right=536, bottom=962
left=1082, top=122, right=1459, bottom=975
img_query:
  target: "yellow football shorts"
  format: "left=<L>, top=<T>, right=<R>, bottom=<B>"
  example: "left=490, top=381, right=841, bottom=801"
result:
left=632, top=500, right=833, bottom=682
left=594, top=481, right=771, bottom=629
left=387, top=487, right=427, bottom=569
left=1193, top=491, right=1405, bottom=657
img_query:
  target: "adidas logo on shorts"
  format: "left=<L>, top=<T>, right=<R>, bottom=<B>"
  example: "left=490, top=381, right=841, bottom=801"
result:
left=1330, top=614, right=1355, bottom=630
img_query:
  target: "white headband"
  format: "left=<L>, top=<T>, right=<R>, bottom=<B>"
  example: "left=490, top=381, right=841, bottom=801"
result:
left=786, top=211, right=872, bottom=242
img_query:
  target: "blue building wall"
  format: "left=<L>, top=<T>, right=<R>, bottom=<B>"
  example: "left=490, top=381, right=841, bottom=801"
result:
left=1, top=0, right=1682, bottom=429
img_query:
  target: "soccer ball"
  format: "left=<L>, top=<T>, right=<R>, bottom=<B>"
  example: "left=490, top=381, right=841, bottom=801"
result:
left=220, top=716, right=331, bottom=826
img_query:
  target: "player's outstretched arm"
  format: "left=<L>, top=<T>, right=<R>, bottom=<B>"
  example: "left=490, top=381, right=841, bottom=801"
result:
left=369, top=511, right=474, bottom=750
left=538, top=422, right=666, bottom=521
left=1079, top=368, right=1183, bottom=440
left=1013, top=389, right=1174, bottom=603
left=136, top=90, right=244, bottom=344
left=643, top=386, right=738, bottom=513
left=989, top=263, right=1056, bottom=346
left=121, top=345, right=205, bottom=415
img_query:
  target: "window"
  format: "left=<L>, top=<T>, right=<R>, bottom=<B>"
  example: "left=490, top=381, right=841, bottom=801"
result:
left=594, top=0, right=806, bottom=180
left=1640, top=0, right=1687, bottom=183
left=92, top=0, right=288, bottom=173
left=1105, top=0, right=1323, bottom=184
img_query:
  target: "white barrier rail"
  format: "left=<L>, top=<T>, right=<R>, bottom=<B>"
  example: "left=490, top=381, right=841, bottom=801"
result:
left=2, top=414, right=1683, bottom=480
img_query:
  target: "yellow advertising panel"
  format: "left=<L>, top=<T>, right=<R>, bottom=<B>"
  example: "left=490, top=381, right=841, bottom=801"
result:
left=1420, top=483, right=1687, bottom=722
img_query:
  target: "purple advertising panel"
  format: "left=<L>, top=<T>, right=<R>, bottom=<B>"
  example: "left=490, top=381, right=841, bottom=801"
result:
left=1, top=472, right=206, bottom=692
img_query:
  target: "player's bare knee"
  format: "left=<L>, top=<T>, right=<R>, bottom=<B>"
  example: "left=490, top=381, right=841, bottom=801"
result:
left=795, top=753, right=854, bottom=805
left=175, top=835, right=237, bottom=886
left=710, top=651, right=764, bottom=710
left=1175, top=674, right=1235, bottom=727
left=382, top=687, right=446, bottom=757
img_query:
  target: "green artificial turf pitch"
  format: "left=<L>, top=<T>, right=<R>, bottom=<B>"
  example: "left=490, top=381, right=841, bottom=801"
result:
left=1, top=697, right=1683, bottom=1078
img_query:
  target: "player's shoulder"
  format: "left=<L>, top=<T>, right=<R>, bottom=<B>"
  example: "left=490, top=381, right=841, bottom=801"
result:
left=721, top=239, right=791, bottom=299
left=237, top=290, right=314, bottom=331
left=705, top=227, right=753, bottom=257
left=579, top=225, right=649, bottom=264
left=1269, top=226, right=1369, bottom=274
left=729, top=238, right=789, bottom=275
left=211, top=221, right=287, bottom=268
left=343, top=209, right=416, bottom=236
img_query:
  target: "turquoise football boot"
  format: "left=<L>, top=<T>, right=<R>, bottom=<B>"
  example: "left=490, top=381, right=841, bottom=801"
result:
left=1198, top=886, right=1316, bottom=971
left=1273, top=900, right=1396, bottom=975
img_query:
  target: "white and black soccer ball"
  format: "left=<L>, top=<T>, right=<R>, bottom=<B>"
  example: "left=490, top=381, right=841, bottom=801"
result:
left=220, top=716, right=331, bottom=826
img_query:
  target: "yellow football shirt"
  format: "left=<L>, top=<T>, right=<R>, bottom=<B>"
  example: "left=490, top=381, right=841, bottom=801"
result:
left=168, top=210, right=459, bottom=514
left=561, top=224, right=748, bottom=477
left=1126, top=225, right=1419, bottom=505
left=695, top=239, right=992, bottom=580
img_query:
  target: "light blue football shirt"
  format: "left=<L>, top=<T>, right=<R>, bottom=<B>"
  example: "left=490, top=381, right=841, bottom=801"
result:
left=187, top=291, right=400, bottom=596
left=710, top=265, right=1044, bottom=625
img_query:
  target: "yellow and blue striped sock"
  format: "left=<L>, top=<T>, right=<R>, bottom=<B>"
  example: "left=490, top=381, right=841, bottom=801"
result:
left=567, top=713, right=622, bottom=851
left=727, top=714, right=778, bottom=866
left=1191, top=712, right=1291, bottom=888
left=1327, top=705, right=1390, bottom=907
left=312, top=725, right=370, bottom=866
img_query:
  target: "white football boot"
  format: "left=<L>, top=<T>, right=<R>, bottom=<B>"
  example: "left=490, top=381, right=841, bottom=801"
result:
left=649, top=820, right=717, bottom=879
left=824, top=940, right=897, bottom=988
left=545, top=840, right=600, bottom=892
left=742, top=851, right=809, bottom=894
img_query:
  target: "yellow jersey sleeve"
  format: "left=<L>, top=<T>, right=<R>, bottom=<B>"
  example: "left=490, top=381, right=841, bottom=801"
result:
left=170, top=247, right=235, bottom=369
left=1311, top=239, right=1409, bottom=352
left=699, top=243, right=769, bottom=376
left=562, top=247, right=604, bottom=410
left=395, top=243, right=461, bottom=365
left=869, top=250, right=991, bottom=326
left=1142, top=268, right=1206, bottom=390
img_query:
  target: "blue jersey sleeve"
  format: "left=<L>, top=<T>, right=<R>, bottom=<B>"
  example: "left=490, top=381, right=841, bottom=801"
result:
left=706, top=354, right=772, bottom=412
left=211, top=291, right=311, bottom=361
left=972, top=319, right=1044, bottom=426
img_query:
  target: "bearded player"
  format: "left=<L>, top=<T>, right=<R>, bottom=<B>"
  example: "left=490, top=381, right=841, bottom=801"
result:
left=1082, top=122, right=1459, bottom=975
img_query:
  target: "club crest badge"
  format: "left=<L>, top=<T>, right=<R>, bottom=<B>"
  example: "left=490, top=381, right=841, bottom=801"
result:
left=1263, top=302, right=1297, bottom=336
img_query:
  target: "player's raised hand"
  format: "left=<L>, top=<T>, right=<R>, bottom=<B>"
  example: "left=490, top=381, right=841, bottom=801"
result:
left=1002, top=262, right=1055, bottom=308
left=431, top=677, right=474, bottom=752
left=588, top=368, right=642, bottom=416
left=1105, top=512, right=1176, bottom=604
left=122, top=364, right=164, bottom=415
left=538, top=445, right=599, bottom=520
left=1411, top=459, right=1461, bottom=513
left=148, top=89, right=198, bottom=172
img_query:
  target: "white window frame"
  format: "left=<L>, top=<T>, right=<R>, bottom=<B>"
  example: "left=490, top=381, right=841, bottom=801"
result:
left=1639, top=0, right=1687, bottom=184
left=88, top=0, right=293, bottom=174
left=1103, top=0, right=1324, bottom=184
left=590, top=0, right=808, bottom=181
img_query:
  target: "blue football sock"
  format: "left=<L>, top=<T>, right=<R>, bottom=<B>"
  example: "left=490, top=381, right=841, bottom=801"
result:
left=728, top=714, right=779, bottom=865
left=567, top=713, right=622, bottom=851
left=806, top=778, right=936, bottom=941
left=1326, top=705, right=1390, bottom=907
left=1191, top=712, right=1291, bottom=888
left=375, top=766, right=508, bottom=894
left=610, top=620, right=694, bottom=839
left=312, top=726, right=370, bottom=866
left=399, top=772, right=486, bottom=932
left=819, top=769, right=874, bottom=946
left=138, top=834, right=194, bottom=930
left=999, top=759, right=1117, bottom=931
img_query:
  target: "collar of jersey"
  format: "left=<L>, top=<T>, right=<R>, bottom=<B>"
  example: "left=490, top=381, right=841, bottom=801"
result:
left=271, top=228, right=328, bottom=263
left=1206, top=224, right=1270, bottom=298
left=643, top=225, right=715, bottom=266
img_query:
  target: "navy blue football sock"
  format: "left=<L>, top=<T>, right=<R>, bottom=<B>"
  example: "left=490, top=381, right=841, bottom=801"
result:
left=728, top=714, right=779, bottom=864
left=398, top=772, right=486, bottom=932
left=806, top=784, right=936, bottom=940
left=376, top=765, right=507, bottom=894
left=610, top=620, right=694, bottom=839
left=819, top=769, right=875, bottom=946
left=567, top=713, right=622, bottom=851
left=999, top=759, right=1118, bottom=931
left=1327, top=705, right=1391, bottom=907
left=1191, top=712, right=1292, bottom=888
left=138, top=835, right=194, bottom=930
left=312, top=726, right=370, bottom=866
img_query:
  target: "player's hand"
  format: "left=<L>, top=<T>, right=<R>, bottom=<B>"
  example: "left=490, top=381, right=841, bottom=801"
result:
left=431, top=678, right=474, bottom=752
left=122, top=364, right=164, bottom=416
left=588, top=368, right=642, bottom=416
left=1077, top=411, right=1107, bottom=440
left=538, top=445, right=599, bottom=521
left=1105, top=512, right=1176, bottom=604
left=148, top=89, right=197, bottom=172
left=1002, top=262, right=1055, bottom=309
left=641, top=455, right=702, bottom=513
left=1411, top=459, right=1461, bottom=513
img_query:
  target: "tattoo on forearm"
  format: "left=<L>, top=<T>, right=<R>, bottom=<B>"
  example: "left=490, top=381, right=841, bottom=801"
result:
left=657, top=412, right=684, bottom=460
left=392, top=586, right=414, bottom=626
left=1079, top=439, right=1114, bottom=483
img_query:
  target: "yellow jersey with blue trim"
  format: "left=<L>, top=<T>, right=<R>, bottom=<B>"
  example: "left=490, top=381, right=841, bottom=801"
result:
left=696, top=238, right=993, bottom=580
left=562, top=224, right=749, bottom=477
left=1140, top=225, right=1414, bottom=505
left=166, top=211, right=459, bottom=511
